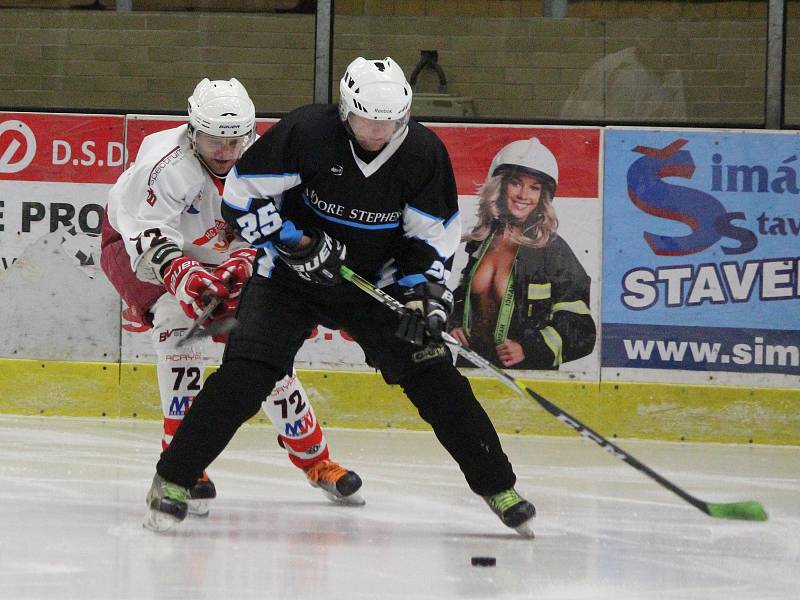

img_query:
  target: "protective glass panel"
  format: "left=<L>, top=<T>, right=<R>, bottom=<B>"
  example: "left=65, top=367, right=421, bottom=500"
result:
left=333, top=1, right=768, bottom=126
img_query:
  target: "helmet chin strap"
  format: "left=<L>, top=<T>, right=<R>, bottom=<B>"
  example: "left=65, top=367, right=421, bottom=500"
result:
left=342, top=111, right=409, bottom=152
left=341, top=119, right=358, bottom=142
left=195, top=150, right=229, bottom=180
left=341, top=120, right=383, bottom=157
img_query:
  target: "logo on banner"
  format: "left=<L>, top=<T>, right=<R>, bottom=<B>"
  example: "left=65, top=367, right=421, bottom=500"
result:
left=622, top=138, right=798, bottom=311
left=0, top=120, right=37, bottom=174
left=627, top=139, right=757, bottom=257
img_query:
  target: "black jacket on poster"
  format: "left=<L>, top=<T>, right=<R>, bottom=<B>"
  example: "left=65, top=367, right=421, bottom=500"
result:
left=450, top=232, right=596, bottom=370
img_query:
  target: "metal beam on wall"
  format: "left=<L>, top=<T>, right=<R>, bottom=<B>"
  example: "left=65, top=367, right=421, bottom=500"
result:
left=765, top=0, right=786, bottom=129
left=314, top=0, right=334, bottom=104
left=543, top=0, right=568, bottom=18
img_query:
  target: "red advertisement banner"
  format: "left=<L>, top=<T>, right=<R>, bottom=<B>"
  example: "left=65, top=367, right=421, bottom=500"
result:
left=125, top=118, right=601, bottom=198
left=2, top=113, right=601, bottom=201
left=0, top=113, right=125, bottom=184
left=434, top=125, right=600, bottom=198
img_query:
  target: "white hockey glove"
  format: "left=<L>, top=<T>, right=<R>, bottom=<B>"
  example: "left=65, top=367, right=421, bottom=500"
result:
left=163, top=256, right=230, bottom=323
left=396, top=282, right=454, bottom=346
left=136, top=241, right=184, bottom=285
left=276, top=228, right=346, bottom=286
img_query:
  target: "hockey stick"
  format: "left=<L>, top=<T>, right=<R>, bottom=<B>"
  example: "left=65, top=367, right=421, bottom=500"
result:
left=340, top=265, right=768, bottom=522
left=176, top=297, right=238, bottom=347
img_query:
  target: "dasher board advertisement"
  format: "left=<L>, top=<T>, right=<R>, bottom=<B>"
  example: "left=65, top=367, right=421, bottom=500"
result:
left=129, top=120, right=603, bottom=378
left=0, top=112, right=123, bottom=361
left=439, top=125, right=601, bottom=379
left=602, top=128, right=800, bottom=378
left=0, top=113, right=602, bottom=379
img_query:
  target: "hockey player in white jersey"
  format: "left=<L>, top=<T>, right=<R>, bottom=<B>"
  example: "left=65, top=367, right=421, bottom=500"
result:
left=100, top=78, right=363, bottom=528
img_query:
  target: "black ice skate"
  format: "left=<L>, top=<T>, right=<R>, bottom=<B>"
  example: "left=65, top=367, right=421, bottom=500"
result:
left=483, top=488, right=535, bottom=538
left=143, top=474, right=189, bottom=532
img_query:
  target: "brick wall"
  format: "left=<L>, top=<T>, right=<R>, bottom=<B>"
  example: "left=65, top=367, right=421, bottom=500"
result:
left=334, top=15, right=767, bottom=123
left=0, top=9, right=315, bottom=112
left=0, top=5, right=791, bottom=125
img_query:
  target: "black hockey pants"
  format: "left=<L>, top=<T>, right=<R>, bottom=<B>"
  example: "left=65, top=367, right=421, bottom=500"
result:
left=157, top=271, right=516, bottom=496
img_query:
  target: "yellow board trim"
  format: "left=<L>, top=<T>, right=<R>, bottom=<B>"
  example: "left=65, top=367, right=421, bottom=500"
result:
left=0, top=359, right=120, bottom=417
left=0, top=358, right=797, bottom=445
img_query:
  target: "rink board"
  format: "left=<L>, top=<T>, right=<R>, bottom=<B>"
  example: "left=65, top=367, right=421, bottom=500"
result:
left=1, top=113, right=798, bottom=446
left=0, top=358, right=797, bottom=445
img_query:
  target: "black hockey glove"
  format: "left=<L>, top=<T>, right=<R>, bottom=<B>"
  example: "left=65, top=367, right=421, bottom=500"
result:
left=276, top=228, right=346, bottom=286
left=396, top=282, right=454, bottom=346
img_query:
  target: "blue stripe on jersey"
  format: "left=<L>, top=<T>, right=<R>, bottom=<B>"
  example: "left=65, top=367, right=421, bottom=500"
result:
left=302, top=195, right=401, bottom=230
left=232, top=165, right=300, bottom=180
left=223, top=196, right=253, bottom=211
left=443, top=210, right=460, bottom=227
left=404, top=203, right=445, bottom=223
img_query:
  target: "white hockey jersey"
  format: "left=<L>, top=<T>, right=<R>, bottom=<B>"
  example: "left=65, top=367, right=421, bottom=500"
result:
left=106, top=124, right=249, bottom=273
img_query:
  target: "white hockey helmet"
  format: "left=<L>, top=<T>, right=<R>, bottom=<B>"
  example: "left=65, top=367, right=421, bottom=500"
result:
left=338, top=57, right=412, bottom=125
left=489, top=137, right=559, bottom=192
left=187, top=78, right=255, bottom=139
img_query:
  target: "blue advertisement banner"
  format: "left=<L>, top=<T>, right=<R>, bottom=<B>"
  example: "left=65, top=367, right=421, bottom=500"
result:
left=602, top=128, right=800, bottom=375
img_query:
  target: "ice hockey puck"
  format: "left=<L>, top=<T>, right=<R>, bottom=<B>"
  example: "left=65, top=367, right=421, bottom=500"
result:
left=471, top=556, right=496, bottom=567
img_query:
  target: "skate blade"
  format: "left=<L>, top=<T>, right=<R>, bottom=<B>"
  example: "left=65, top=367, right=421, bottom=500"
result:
left=322, top=489, right=366, bottom=506
left=513, top=521, right=535, bottom=539
left=143, top=508, right=182, bottom=532
left=187, top=499, right=211, bottom=517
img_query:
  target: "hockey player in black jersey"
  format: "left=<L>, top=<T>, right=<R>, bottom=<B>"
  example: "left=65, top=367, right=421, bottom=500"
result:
left=145, top=56, right=536, bottom=537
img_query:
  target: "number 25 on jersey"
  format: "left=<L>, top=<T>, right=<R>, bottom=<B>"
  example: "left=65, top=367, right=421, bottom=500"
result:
left=236, top=199, right=283, bottom=247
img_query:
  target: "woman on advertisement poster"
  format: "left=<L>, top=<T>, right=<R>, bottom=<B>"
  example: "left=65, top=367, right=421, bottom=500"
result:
left=448, top=137, right=596, bottom=369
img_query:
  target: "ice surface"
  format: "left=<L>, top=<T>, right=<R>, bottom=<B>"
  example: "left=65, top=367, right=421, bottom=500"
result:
left=0, top=415, right=797, bottom=600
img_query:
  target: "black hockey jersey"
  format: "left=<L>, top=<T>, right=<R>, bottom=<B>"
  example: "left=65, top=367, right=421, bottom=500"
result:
left=221, top=104, right=461, bottom=288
